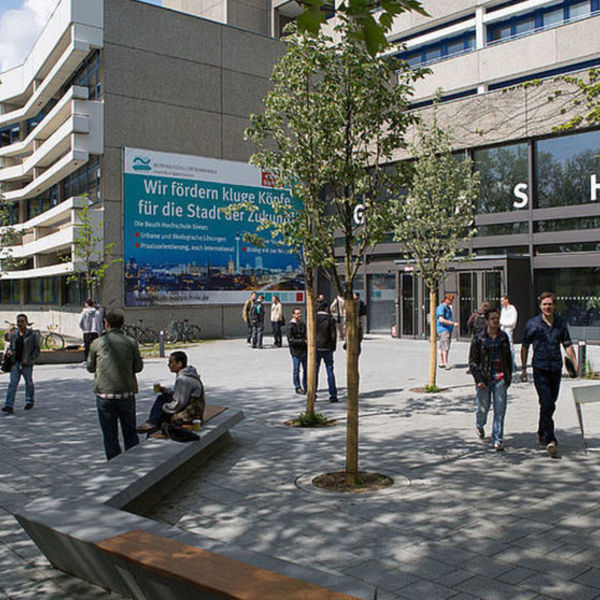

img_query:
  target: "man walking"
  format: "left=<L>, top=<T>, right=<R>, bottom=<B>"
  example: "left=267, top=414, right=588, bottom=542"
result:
left=316, top=300, right=338, bottom=402
left=287, top=307, right=307, bottom=394
left=437, top=293, right=459, bottom=369
left=469, top=307, right=513, bottom=451
left=500, top=294, right=518, bottom=368
left=79, top=299, right=99, bottom=361
left=250, top=294, right=265, bottom=349
left=2, top=314, right=40, bottom=414
left=521, top=291, right=577, bottom=458
left=87, top=311, right=143, bottom=460
left=242, top=291, right=257, bottom=345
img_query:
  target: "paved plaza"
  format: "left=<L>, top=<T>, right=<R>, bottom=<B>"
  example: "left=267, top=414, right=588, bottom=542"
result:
left=1, top=334, right=600, bottom=599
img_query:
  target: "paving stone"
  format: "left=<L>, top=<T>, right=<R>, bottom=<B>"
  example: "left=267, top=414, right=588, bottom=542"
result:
left=495, top=566, right=538, bottom=585
left=575, top=568, right=600, bottom=590
left=519, top=573, right=599, bottom=600
left=395, top=578, right=455, bottom=600
left=454, top=575, right=538, bottom=600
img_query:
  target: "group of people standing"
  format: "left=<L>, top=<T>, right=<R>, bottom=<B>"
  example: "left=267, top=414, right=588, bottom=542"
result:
left=437, top=291, right=577, bottom=457
left=242, top=292, right=285, bottom=349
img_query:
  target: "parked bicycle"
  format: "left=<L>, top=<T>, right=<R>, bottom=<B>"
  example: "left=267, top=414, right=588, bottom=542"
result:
left=42, top=323, right=65, bottom=350
left=124, top=319, right=158, bottom=347
left=166, top=317, right=202, bottom=344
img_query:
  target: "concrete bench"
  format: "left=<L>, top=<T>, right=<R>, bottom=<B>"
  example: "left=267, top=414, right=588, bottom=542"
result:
left=572, top=384, right=600, bottom=453
left=14, top=404, right=375, bottom=600
left=97, top=529, right=363, bottom=600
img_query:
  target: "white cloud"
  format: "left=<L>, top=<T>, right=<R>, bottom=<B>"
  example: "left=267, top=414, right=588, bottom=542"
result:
left=0, top=0, right=59, bottom=73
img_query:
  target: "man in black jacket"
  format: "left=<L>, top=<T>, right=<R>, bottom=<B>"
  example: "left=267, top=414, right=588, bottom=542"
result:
left=316, top=300, right=338, bottom=402
left=469, top=307, right=512, bottom=451
left=287, top=307, right=307, bottom=394
left=249, top=294, right=265, bottom=349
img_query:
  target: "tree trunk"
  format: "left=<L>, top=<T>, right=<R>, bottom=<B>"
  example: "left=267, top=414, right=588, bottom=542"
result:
left=428, top=287, right=437, bottom=388
left=305, top=277, right=317, bottom=416
left=345, top=295, right=360, bottom=486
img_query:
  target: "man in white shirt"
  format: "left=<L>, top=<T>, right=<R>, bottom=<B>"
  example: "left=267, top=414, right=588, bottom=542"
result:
left=500, top=294, right=518, bottom=368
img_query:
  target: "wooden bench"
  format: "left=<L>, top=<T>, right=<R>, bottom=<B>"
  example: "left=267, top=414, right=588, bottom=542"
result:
left=97, top=530, right=362, bottom=600
left=572, top=384, right=600, bottom=453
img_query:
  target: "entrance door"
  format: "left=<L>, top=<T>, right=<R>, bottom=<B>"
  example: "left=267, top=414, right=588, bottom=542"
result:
left=399, top=273, right=417, bottom=337
left=459, top=272, right=477, bottom=337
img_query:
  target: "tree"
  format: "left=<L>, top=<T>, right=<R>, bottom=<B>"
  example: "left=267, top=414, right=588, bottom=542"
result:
left=66, top=197, right=120, bottom=300
left=247, top=22, right=427, bottom=485
left=245, top=27, right=339, bottom=420
left=296, top=0, right=428, bottom=56
left=393, top=111, right=479, bottom=390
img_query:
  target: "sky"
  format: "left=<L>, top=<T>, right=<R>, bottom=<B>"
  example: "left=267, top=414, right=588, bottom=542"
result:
left=0, top=0, right=162, bottom=73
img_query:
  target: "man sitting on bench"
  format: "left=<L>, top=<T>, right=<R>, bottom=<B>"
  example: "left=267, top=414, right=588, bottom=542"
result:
left=138, top=351, right=205, bottom=433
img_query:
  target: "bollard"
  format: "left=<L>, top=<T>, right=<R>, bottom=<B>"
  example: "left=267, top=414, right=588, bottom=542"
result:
left=159, top=330, right=165, bottom=358
left=578, top=340, right=586, bottom=377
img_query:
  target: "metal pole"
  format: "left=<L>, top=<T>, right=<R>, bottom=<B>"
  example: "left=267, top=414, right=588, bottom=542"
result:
left=159, top=330, right=165, bottom=358
left=578, top=340, right=586, bottom=378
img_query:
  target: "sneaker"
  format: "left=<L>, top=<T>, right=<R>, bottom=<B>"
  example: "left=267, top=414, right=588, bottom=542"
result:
left=136, top=422, right=158, bottom=433
left=546, top=441, right=558, bottom=457
left=2, top=406, right=13, bottom=414
left=329, top=397, right=338, bottom=403
left=476, top=426, right=485, bottom=439
left=24, top=404, right=34, bottom=410
left=295, top=387, right=304, bottom=395
left=494, top=441, right=504, bottom=451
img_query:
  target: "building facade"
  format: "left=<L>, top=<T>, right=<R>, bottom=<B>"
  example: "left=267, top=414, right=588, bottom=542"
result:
left=1, top=0, right=599, bottom=341
left=350, top=0, right=600, bottom=342
left=0, top=0, right=282, bottom=337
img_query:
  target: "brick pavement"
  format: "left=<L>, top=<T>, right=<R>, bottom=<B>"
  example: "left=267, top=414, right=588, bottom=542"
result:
left=1, top=335, right=599, bottom=599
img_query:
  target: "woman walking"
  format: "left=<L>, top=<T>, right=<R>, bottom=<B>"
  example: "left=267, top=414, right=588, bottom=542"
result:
left=270, top=296, right=285, bottom=347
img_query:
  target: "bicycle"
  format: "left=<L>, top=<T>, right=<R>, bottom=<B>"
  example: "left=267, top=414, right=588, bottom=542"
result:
left=124, top=319, right=158, bottom=346
left=42, top=323, right=65, bottom=350
left=166, top=317, right=202, bottom=344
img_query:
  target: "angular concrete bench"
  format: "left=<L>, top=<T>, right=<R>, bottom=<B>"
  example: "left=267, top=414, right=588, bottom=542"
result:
left=14, top=404, right=375, bottom=600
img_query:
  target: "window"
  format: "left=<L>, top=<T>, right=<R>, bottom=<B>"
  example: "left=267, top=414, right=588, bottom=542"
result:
left=568, top=0, right=591, bottom=19
left=63, top=156, right=101, bottom=203
left=0, top=280, right=18, bottom=304
left=535, top=130, right=600, bottom=208
left=476, top=222, right=529, bottom=236
left=534, top=267, right=600, bottom=339
left=543, top=6, right=564, bottom=27
left=26, top=277, right=57, bottom=304
left=473, top=142, right=529, bottom=214
left=534, top=216, right=600, bottom=233
left=514, top=15, right=535, bottom=35
left=59, top=50, right=102, bottom=100
left=0, top=123, right=20, bottom=148
left=64, top=276, right=84, bottom=305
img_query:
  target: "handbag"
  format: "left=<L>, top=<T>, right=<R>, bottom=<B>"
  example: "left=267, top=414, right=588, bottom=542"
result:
left=1, top=352, right=13, bottom=373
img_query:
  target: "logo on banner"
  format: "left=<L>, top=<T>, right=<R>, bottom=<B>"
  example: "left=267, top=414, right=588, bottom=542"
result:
left=262, top=171, right=277, bottom=187
left=133, top=156, right=152, bottom=172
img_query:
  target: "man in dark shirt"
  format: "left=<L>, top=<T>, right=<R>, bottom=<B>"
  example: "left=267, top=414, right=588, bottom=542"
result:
left=316, top=300, right=338, bottom=402
left=521, top=291, right=577, bottom=457
left=469, top=307, right=512, bottom=451
left=287, top=307, right=307, bottom=394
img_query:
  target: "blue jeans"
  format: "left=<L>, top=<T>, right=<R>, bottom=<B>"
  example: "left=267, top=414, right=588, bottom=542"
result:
left=5, top=362, right=34, bottom=408
left=251, top=324, right=264, bottom=348
left=96, top=395, right=139, bottom=460
left=292, top=353, right=307, bottom=390
left=533, top=368, right=562, bottom=444
left=476, top=379, right=507, bottom=444
left=317, top=350, right=337, bottom=399
left=147, top=392, right=172, bottom=426
left=272, top=321, right=282, bottom=346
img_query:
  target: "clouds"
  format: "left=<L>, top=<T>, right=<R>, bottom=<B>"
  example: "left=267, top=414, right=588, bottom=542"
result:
left=0, top=0, right=59, bottom=73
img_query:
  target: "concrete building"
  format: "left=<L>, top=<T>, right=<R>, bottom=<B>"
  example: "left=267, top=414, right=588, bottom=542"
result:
left=0, top=0, right=281, bottom=338
left=1, top=0, right=599, bottom=343
left=339, top=0, right=600, bottom=342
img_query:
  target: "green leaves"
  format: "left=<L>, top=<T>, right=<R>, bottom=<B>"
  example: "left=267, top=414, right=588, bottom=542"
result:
left=295, top=0, right=428, bottom=56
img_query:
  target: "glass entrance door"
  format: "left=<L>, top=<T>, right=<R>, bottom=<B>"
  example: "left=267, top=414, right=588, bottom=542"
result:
left=459, top=272, right=477, bottom=337
left=400, top=273, right=417, bottom=337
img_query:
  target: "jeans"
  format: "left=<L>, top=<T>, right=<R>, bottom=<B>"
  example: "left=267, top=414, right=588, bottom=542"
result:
left=147, top=392, right=173, bottom=426
left=272, top=321, right=282, bottom=346
left=251, top=324, right=264, bottom=348
left=292, top=353, right=307, bottom=391
left=5, top=362, right=34, bottom=408
left=476, top=378, right=507, bottom=444
left=246, top=322, right=252, bottom=343
left=96, top=395, right=139, bottom=460
left=316, top=350, right=337, bottom=399
left=533, top=368, right=562, bottom=444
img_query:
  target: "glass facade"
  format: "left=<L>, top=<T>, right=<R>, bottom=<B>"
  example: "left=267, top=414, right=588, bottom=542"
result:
left=535, top=129, right=600, bottom=208
left=535, top=267, right=600, bottom=339
left=473, top=142, right=529, bottom=213
left=368, top=274, right=395, bottom=332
